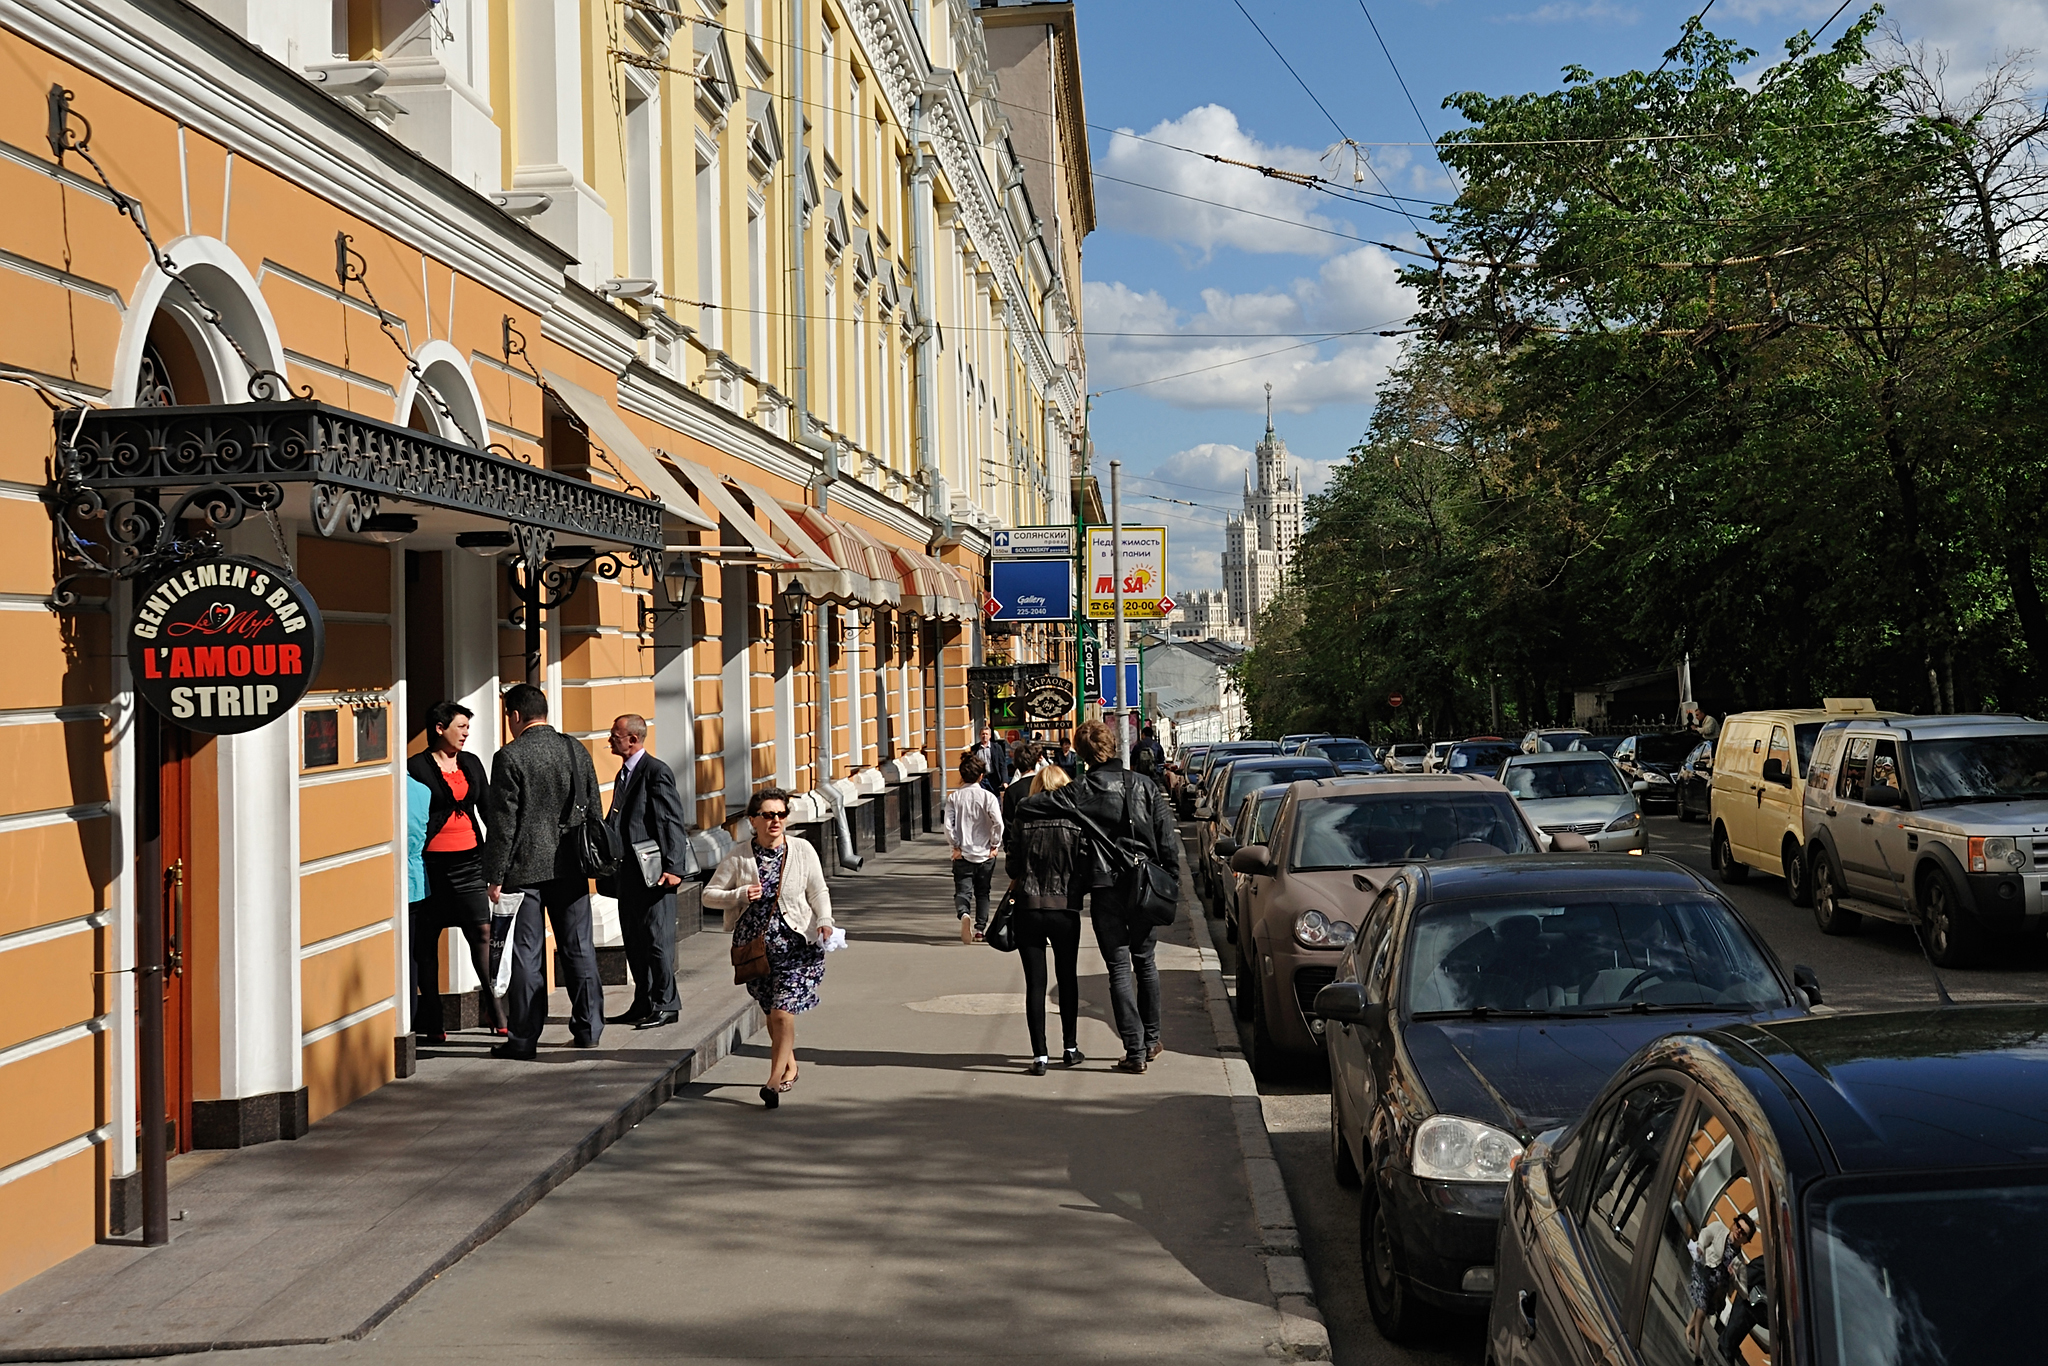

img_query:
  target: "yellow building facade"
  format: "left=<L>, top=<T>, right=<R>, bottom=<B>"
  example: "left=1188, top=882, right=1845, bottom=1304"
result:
left=0, top=0, right=1091, bottom=1293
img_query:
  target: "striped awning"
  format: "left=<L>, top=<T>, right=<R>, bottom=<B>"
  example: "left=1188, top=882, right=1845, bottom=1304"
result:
left=888, top=545, right=972, bottom=620
left=779, top=501, right=901, bottom=608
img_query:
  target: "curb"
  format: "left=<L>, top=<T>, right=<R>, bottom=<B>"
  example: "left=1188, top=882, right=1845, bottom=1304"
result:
left=1181, top=872, right=1334, bottom=1363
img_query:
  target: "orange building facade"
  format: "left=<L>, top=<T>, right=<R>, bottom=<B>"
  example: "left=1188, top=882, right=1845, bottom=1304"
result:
left=0, top=0, right=1091, bottom=1293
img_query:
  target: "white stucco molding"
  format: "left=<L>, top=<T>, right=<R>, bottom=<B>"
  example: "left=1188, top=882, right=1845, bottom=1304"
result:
left=111, top=234, right=286, bottom=406
left=393, top=338, right=490, bottom=447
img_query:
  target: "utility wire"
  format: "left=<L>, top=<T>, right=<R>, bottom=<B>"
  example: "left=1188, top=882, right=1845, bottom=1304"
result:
left=1094, top=316, right=1410, bottom=397
left=1653, top=0, right=1717, bottom=76
left=1354, top=1, right=1460, bottom=191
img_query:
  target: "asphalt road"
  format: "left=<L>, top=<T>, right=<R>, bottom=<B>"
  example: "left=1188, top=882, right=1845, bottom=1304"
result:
left=1209, top=811, right=2048, bottom=1366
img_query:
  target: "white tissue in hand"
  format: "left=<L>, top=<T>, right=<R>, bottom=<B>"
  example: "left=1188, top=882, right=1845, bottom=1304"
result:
left=822, top=927, right=848, bottom=952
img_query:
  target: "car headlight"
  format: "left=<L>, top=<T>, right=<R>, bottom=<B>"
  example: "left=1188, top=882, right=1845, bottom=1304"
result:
left=1605, top=810, right=1642, bottom=832
left=1412, top=1114, right=1521, bottom=1183
left=1970, top=836, right=2028, bottom=872
left=1644, top=771, right=1672, bottom=785
left=1293, top=909, right=1356, bottom=949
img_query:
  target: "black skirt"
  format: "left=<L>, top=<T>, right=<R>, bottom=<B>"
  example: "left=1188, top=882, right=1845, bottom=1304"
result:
left=423, top=849, right=491, bottom=924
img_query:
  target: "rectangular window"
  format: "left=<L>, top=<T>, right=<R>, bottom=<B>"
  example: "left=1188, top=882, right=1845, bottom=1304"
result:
left=745, top=0, right=761, bottom=39
left=821, top=25, right=836, bottom=162
left=625, top=87, right=655, bottom=280
left=1580, top=1079, right=1686, bottom=1299
left=354, top=705, right=389, bottom=763
left=303, top=709, right=339, bottom=769
left=852, top=301, right=865, bottom=446
left=824, top=279, right=838, bottom=427
left=696, top=153, right=721, bottom=348
left=850, top=76, right=864, bottom=191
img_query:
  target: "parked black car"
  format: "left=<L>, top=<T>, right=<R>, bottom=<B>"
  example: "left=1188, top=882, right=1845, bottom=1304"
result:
left=1611, top=732, right=1700, bottom=811
left=1445, top=740, right=1520, bottom=777
left=1489, top=1005, right=2048, bottom=1366
left=1298, top=736, right=1387, bottom=774
left=1312, top=856, right=1815, bottom=1341
left=1675, top=738, right=1714, bottom=823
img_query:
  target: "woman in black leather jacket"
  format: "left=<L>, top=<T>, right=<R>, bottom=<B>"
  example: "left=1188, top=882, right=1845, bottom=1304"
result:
left=1006, top=762, right=1086, bottom=1075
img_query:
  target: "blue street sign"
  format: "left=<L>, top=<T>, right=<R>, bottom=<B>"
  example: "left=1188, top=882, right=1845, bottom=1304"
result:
left=1099, top=661, right=1142, bottom=707
left=988, top=558, right=1073, bottom=621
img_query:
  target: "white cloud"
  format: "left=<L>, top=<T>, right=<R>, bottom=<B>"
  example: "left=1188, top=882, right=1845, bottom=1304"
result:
left=1113, top=442, right=1350, bottom=597
left=1708, top=0, right=2048, bottom=73
left=1496, top=1, right=1639, bottom=22
left=1096, top=105, right=1354, bottom=258
left=1083, top=246, right=1416, bottom=412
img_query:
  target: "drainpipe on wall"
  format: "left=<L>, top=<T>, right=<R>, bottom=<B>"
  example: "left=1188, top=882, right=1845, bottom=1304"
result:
left=909, top=81, right=949, bottom=542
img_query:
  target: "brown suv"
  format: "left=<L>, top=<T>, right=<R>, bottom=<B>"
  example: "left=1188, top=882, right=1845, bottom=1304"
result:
left=1227, top=774, right=1550, bottom=1078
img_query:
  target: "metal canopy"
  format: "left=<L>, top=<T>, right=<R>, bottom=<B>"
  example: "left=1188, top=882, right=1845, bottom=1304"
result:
left=56, top=400, right=665, bottom=561
left=662, top=450, right=800, bottom=566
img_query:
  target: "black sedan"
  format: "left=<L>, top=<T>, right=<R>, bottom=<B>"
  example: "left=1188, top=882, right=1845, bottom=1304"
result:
left=1490, top=1005, right=2048, bottom=1366
left=1675, top=737, right=1714, bottom=822
left=1613, top=731, right=1701, bottom=811
left=1311, top=856, right=1815, bottom=1341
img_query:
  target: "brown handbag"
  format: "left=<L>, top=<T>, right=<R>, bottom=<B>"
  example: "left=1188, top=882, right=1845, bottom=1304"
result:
left=732, top=932, right=770, bottom=984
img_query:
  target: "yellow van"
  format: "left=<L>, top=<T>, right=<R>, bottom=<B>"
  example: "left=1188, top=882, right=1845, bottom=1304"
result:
left=1708, top=700, right=1908, bottom=903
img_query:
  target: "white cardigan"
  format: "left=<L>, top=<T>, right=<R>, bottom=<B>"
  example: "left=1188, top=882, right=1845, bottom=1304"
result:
left=702, top=837, right=835, bottom=938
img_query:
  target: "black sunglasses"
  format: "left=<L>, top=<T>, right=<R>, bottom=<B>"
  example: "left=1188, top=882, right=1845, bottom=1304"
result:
left=756, top=808, right=789, bottom=820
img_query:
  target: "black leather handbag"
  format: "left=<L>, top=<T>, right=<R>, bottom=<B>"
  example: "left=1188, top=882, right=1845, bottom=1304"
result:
left=559, top=734, right=620, bottom=880
left=986, top=886, right=1019, bottom=953
left=1110, top=775, right=1179, bottom=929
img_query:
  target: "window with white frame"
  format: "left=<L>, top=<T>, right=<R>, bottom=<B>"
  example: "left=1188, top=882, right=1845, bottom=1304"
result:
left=748, top=197, right=767, bottom=378
left=877, top=325, right=891, bottom=467
left=745, top=0, right=761, bottom=40
left=824, top=277, right=839, bottom=427
left=850, top=75, right=864, bottom=193
left=696, top=145, right=722, bottom=348
left=851, top=297, right=866, bottom=447
left=820, top=25, right=836, bottom=165
left=625, top=80, right=659, bottom=281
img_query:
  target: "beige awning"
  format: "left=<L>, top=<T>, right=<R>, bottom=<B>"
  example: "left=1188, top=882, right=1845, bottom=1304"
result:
left=660, top=450, right=800, bottom=566
left=723, top=477, right=869, bottom=603
left=888, top=545, right=971, bottom=620
left=782, top=502, right=901, bottom=608
left=539, top=370, right=718, bottom=533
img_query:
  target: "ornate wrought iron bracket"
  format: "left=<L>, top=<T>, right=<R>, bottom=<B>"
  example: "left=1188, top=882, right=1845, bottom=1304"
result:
left=45, top=479, right=283, bottom=611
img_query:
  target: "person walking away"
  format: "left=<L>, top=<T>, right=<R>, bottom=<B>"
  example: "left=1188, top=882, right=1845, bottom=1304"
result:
left=407, top=701, right=505, bottom=1040
left=1049, top=734, right=1079, bottom=779
left=1006, top=761, right=1086, bottom=1075
left=1021, top=720, right=1179, bottom=1073
left=1131, top=724, right=1165, bottom=781
left=601, top=713, right=690, bottom=1029
left=946, top=753, right=1004, bottom=942
left=974, top=723, right=1011, bottom=794
left=703, top=789, right=836, bottom=1107
left=481, top=684, right=605, bottom=1059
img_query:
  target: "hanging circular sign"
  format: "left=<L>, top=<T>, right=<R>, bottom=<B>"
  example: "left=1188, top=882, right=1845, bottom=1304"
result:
left=1022, top=675, right=1077, bottom=720
left=128, top=556, right=325, bottom=734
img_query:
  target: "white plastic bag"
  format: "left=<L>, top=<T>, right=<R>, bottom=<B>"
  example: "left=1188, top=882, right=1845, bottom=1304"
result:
left=490, top=892, right=517, bottom=996
left=821, top=927, right=848, bottom=953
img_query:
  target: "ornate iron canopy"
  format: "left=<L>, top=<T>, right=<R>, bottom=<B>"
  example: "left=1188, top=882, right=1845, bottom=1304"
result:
left=48, top=401, right=665, bottom=608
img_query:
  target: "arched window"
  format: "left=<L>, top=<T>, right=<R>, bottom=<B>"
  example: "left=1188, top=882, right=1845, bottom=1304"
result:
left=114, top=237, right=285, bottom=407
left=394, top=342, right=488, bottom=448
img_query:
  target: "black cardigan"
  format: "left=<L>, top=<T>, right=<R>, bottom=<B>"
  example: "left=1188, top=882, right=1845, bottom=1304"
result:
left=406, top=750, right=490, bottom=848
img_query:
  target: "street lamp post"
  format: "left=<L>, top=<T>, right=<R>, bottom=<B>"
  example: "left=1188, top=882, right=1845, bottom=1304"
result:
left=1111, top=459, right=1128, bottom=764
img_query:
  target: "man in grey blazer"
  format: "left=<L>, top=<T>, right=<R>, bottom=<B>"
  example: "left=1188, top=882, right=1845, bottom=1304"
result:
left=602, top=713, right=689, bottom=1029
left=482, top=683, right=605, bottom=1058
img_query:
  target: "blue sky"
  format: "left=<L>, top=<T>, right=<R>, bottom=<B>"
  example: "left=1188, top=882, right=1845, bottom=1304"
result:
left=1069, top=0, right=2045, bottom=593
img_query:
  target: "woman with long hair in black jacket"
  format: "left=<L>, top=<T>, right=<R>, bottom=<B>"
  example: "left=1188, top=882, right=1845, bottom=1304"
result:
left=1006, top=762, right=1086, bottom=1075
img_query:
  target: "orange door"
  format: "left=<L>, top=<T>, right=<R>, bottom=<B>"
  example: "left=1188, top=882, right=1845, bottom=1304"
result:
left=157, top=723, right=196, bottom=1154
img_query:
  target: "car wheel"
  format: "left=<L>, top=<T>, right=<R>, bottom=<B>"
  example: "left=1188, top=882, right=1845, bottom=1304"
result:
left=1234, top=944, right=1255, bottom=1022
left=1921, top=868, right=1984, bottom=968
left=1361, top=1181, right=1430, bottom=1343
left=1810, top=849, right=1861, bottom=936
left=1711, top=824, right=1749, bottom=883
left=1330, top=1089, right=1361, bottom=1188
left=1249, top=982, right=1287, bottom=1082
left=1784, top=838, right=1813, bottom=907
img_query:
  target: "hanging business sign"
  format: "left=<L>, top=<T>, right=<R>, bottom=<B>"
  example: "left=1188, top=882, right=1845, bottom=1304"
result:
left=1086, top=527, right=1168, bottom=619
left=1021, top=675, right=1076, bottom=720
left=129, top=556, right=325, bottom=734
left=987, top=557, right=1074, bottom=622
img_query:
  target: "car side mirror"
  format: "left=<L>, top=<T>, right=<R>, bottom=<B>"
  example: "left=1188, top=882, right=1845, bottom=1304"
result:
left=1762, top=757, right=1789, bottom=785
left=1632, top=780, right=1650, bottom=793
left=1229, top=844, right=1274, bottom=877
left=1550, top=831, right=1591, bottom=853
left=1312, top=981, right=1385, bottom=1029
left=1863, top=783, right=1903, bottom=809
left=1212, top=837, right=1239, bottom=860
left=1794, top=963, right=1823, bottom=1007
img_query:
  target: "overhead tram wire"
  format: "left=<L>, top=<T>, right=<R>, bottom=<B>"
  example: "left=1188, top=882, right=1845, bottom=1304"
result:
left=1354, top=0, right=1460, bottom=191
left=1093, top=315, right=1413, bottom=397
left=1652, top=0, right=1716, bottom=75
left=1227, top=0, right=1427, bottom=236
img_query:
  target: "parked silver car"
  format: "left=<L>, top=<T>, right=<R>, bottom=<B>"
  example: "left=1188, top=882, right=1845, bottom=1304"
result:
left=1801, top=714, right=2048, bottom=965
left=1498, top=752, right=1646, bottom=853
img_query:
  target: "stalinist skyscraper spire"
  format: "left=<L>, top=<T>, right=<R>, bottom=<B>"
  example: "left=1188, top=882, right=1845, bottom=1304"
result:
left=1221, top=383, right=1303, bottom=643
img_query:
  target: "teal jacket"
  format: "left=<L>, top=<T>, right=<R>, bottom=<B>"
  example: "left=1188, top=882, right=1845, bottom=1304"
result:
left=405, top=775, right=431, bottom=902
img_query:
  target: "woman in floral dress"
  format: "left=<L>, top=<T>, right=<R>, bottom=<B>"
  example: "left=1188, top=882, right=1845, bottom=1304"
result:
left=703, top=788, right=837, bottom=1107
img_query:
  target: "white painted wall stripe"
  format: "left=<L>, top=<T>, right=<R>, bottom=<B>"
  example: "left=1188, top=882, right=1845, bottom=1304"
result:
left=0, top=802, right=111, bottom=836
left=298, top=762, right=394, bottom=789
left=298, top=840, right=393, bottom=877
left=298, top=919, right=391, bottom=961
left=0, top=910, right=109, bottom=957
left=0, top=1014, right=110, bottom=1070
left=0, top=1125, right=114, bottom=1191
left=300, top=996, right=394, bottom=1047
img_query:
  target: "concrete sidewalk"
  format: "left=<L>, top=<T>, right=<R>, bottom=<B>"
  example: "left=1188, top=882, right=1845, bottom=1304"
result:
left=0, top=915, right=761, bottom=1362
left=6, top=836, right=1327, bottom=1364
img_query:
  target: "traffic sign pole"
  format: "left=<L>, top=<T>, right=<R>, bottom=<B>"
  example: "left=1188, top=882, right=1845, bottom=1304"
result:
left=1111, top=459, right=1128, bottom=764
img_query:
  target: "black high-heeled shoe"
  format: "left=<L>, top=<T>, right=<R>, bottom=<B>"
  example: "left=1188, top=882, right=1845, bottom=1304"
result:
left=759, top=1086, right=779, bottom=1109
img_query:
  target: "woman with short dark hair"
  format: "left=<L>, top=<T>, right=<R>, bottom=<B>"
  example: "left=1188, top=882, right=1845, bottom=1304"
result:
left=405, top=701, right=504, bottom=1041
left=704, top=787, right=838, bottom=1107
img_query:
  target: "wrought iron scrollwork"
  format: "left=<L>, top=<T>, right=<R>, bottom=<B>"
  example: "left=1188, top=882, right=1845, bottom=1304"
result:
left=311, top=481, right=379, bottom=538
left=45, top=479, right=284, bottom=612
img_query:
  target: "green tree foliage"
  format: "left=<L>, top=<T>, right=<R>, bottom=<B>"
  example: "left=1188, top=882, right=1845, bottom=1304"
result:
left=1240, top=12, right=2048, bottom=738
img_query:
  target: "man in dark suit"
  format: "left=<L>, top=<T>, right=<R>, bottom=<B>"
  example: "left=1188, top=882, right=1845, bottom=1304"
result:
left=975, top=723, right=1011, bottom=794
left=603, top=713, right=690, bottom=1029
left=482, top=683, right=605, bottom=1059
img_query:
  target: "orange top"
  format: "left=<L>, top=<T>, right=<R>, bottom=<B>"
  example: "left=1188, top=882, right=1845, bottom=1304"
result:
left=425, top=764, right=478, bottom=852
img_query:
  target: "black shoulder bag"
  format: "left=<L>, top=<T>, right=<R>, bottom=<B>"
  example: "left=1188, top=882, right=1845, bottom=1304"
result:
left=1111, top=774, right=1180, bottom=929
left=558, top=733, right=621, bottom=880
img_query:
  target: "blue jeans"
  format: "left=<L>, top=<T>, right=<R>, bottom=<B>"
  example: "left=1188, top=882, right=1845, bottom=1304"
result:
left=1092, top=899, right=1160, bottom=1062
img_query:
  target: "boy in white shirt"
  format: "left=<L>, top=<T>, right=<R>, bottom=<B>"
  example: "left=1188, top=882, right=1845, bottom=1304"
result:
left=945, top=752, right=1005, bottom=942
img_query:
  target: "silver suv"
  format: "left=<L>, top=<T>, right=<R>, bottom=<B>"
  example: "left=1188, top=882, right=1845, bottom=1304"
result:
left=1801, top=714, right=2048, bottom=966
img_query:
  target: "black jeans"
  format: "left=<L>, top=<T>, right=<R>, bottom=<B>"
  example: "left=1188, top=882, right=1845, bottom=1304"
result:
left=504, top=877, right=603, bottom=1051
left=1091, top=897, right=1160, bottom=1062
left=1015, top=907, right=1081, bottom=1058
left=952, top=857, right=995, bottom=928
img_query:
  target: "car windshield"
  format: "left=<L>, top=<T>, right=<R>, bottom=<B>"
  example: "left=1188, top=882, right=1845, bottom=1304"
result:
left=1227, top=764, right=1331, bottom=810
left=1248, top=794, right=1284, bottom=843
left=1405, top=895, right=1788, bottom=1014
left=1503, top=760, right=1626, bottom=800
left=1810, top=1172, right=2048, bottom=1366
left=1574, top=734, right=1627, bottom=755
left=1907, top=735, right=2048, bottom=804
left=1310, top=740, right=1371, bottom=761
left=1290, top=792, right=1536, bottom=870
left=1634, top=733, right=1698, bottom=765
left=1391, top=744, right=1427, bottom=757
left=1448, top=744, right=1517, bottom=773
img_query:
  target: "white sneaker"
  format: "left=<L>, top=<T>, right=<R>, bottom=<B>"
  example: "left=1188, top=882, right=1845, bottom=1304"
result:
left=959, top=914, right=974, bottom=944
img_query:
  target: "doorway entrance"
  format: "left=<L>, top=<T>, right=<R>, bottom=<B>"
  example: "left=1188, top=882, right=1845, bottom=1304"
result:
left=153, top=719, right=197, bottom=1155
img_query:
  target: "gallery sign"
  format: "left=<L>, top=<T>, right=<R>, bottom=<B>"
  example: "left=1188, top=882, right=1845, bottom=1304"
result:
left=129, top=556, right=325, bottom=734
left=987, top=557, right=1074, bottom=622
